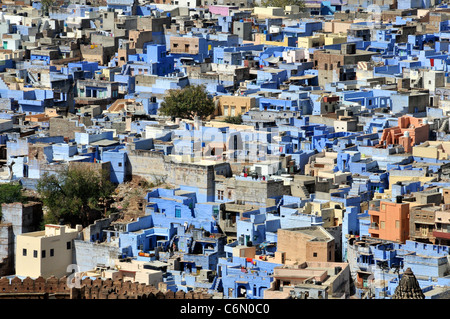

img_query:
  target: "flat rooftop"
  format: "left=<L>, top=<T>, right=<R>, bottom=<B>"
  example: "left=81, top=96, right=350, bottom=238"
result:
left=283, top=226, right=333, bottom=242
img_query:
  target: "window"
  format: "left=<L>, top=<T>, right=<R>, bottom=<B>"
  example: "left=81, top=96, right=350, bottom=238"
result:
left=23, top=249, right=27, bottom=256
left=395, top=220, right=400, bottom=229
left=50, top=249, right=54, bottom=257
left=33, top=250, right=38, bottom=258
left=313, top=252, right=317, bottom=257
left=175, top=207, right=181, bottom=218
left=381, top=204, right=386, bottom=211
left=42, top=250, right=46, bottom=258
left=118, top=162, right=123, bottom=167
left=218, top=190, right=224, bottom=200
left=67, top=241, right=71, bottom=250
left=380, top=221, right=385, bottom=229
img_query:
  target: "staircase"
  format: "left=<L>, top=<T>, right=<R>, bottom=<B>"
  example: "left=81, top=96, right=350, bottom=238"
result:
left=211, top=276, right=222, bottom=293
left=298, top=185, right=310, bottom=199
left=276, top=197, right=284, bottom=211
left=27, top=71, right=39, bottom=86
left=348, top=183, right=361, bottom=197
left=439, top=119, right=449, bottom=132
left=0, top=76, right=8, bottom=90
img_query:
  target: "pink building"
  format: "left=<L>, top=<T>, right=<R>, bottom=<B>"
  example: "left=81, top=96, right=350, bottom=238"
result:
left=208, top=5, right=238, bottom=16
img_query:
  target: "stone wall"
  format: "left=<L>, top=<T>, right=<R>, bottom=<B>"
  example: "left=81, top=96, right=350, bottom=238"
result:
left=49, top=117, right=86, bottom=139
left=0, top=276, right=212, bottom=299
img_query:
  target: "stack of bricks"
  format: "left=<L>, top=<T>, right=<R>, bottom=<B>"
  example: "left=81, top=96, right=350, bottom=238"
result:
left=0, top=276, right=213, bottom=299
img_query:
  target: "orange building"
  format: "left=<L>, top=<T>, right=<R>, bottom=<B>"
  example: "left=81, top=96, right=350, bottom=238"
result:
left=368, top=199, right=410, bottom=243
left=379, top=115, right=429, bottom=153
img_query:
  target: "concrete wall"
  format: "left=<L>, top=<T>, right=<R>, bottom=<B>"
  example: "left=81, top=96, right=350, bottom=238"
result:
left=73, top=240, right=120, bottom=272
left=0, top=224, right=14, bottom=276
left=1, top=202, right=43, bottom=251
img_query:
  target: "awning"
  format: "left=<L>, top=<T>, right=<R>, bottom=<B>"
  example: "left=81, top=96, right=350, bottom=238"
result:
left=264, top=56, right=281, bottom=64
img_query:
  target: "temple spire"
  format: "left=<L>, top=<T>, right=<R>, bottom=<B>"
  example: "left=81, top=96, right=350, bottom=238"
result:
left=392, top=268, right=425, bottom=299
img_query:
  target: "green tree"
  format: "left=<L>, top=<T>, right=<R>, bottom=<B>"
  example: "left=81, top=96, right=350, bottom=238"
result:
left=36, top=167, right=115, bottom=227
left=0, top=183, right=26, bottom=218
left=224, top=115, right=243, bottom=125
left=261, top=0, right=305, bottom=9
left=159, top=85, right=216, bottom=120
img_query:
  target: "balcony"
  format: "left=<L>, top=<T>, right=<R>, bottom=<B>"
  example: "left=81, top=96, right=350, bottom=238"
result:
left=368, top=222, right=380, bottom=235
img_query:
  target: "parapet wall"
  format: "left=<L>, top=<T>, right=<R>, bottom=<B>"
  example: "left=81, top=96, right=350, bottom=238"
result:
left=0, top=276, right=212, bottom=299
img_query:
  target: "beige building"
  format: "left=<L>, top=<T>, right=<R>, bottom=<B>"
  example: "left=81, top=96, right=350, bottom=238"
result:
left=304, top=151, right=338, bottom=177
left=97, top=258, right=164, bottom=286
left=388, top=166, right=437, bottom=188
left=253, top=7, right=285, bottom=17
left=15, top=224, right=83, bottom=279
left=277, top=226, right=335, bottom=265
left=169, top=36, right=202, bottom=55
left=213, top=95, right=256, bottom=118
left=323, top=20, right=354, bottom=34
left=264, top=261, right=351, bottom=299
left=412, top=141, right=450, bottom=162
left=293, top=199, right=345, bottom=228
left=297, top=33, right=347, bottom=49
